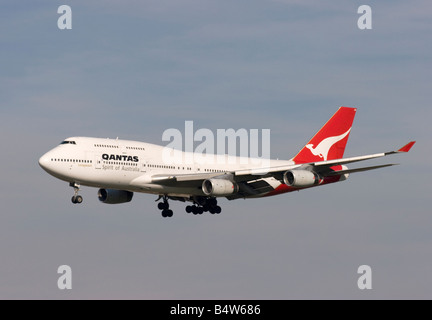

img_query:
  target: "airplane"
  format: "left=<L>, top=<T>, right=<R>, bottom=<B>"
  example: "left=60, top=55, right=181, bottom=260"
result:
left=38, top=107, right=415, bottom=218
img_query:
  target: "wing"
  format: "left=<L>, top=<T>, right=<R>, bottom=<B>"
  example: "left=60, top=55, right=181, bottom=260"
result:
left=235, top=141, right=416, bottom=177
left=131, top=141, right=415, bottom=197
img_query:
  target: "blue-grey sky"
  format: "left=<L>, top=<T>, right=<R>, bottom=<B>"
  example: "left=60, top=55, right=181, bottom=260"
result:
left=0, top=0, right=430, bottom=299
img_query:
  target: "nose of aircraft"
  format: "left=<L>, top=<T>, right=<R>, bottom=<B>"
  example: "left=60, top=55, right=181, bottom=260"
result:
left=38, top=153, right=51, bottom=171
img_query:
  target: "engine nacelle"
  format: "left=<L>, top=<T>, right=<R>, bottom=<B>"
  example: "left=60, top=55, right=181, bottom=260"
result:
left=283, top=170, right=320, bottom=188
left=202, top=179, right=238, bottom=196
left=98, top=189, right=133, bottom=204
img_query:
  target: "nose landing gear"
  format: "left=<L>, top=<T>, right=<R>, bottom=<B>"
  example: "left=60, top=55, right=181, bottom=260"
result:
left=70, top=182, right=83, bottom=204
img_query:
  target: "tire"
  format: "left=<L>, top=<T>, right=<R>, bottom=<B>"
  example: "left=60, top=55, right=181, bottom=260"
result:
left=215, top=206, right=221, bottom=214
left=158, top=202, right=168, bottom=210
left=185, top=206, right=192, bottom=213
left=208, top=198, right=217, bottom=207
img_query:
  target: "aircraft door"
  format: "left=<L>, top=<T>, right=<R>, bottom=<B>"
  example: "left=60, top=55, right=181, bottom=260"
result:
left=94, top=154, right=102, bottom=169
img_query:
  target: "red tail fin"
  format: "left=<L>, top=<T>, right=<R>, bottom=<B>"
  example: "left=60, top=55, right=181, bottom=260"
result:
left=292, top=107, right=357, bottom=164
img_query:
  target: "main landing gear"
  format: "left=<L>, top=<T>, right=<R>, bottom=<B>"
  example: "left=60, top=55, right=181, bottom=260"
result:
left=185, top=197, right=221, bottom=215
left=156, top=195, right=173, bottom=218
left=155, top=196, right=222, bottom=218
left=70, top=182, right=83, bottom=204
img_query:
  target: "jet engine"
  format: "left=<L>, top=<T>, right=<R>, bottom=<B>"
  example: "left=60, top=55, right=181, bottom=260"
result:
left=283, top=170, right=320, bottom=188
left=98, top=189, right=134, bottom=204
left=202, top=179, right=238, bottom=196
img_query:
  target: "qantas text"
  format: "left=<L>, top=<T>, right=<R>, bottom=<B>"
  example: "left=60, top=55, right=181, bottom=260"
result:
left=102, top=154, right=139, bottom=162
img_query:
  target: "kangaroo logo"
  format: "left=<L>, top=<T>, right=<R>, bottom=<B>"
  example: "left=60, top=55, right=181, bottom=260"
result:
left=306, top=128, right=351, bottom=161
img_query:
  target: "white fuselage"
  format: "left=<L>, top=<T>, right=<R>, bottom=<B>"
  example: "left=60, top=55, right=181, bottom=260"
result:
left=39, top=137, right=293, bottom=197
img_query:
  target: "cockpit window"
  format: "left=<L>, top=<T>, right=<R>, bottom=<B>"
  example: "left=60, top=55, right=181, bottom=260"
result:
left=60, top=141, right=76, bottom=145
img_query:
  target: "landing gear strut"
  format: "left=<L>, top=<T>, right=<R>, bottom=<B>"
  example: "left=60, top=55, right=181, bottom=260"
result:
left=156, top=195, right=173, bottom=218
left=70, top=182, right=83, bottom=204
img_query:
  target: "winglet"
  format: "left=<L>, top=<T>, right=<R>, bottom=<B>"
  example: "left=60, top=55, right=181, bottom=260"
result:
left=398, top=141, right=416, bottom=153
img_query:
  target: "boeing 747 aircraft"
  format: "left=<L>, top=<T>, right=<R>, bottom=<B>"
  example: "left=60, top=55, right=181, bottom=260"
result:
left=39, top=107, right=415, bottom=217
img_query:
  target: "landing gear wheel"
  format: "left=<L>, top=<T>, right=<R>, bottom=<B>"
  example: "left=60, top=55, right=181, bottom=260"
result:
left=214, top=206, right=221, bottom=214
left=156, top=195, right=173, bottom=218
left=191, top=206, right=204, bottom=215
left=70, top=182, right=83, bottom=204
left=158, top=202, right=168, bottom=210
left=186, top=205, right=192, bottom=213
left=71, top=195, right=83, bottom=204
left=158, top=196, right=173, bottom=217
left=208, top=198, right=217, bottom=207
left=162, top=209, right=173, bottom=218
